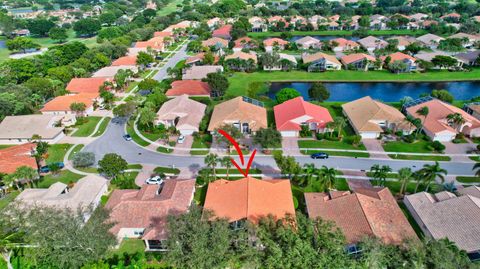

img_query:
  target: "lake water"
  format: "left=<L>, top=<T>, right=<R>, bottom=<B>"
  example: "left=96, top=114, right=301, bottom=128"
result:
left=268, top=81, right=480, bottom=102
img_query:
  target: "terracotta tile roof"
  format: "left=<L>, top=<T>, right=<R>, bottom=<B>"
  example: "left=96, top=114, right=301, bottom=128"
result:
left=340, top=53, right=376, bottom=65
left=331, top=38, right=360, bottom=49
left=441, top=12, right=461, bottom=19
left=153, top=31, right=173, bottom=37
left=274, top=97, right=333, bottom=131
left=111, top=55, right=137, bottom=66
left=166, top=80, right=211, bottom=97
left=405, top=188, right=480, bottom=253
left=0, top=143, right=37, bottom=174
left=106, top=179, right=195, bottom=240
left=156, top=95, right=206, bottom=131
left=185, top=53, right=219, bottom=65
left=207, top=96, right=267, bottom=132
left=224, top=51, right=257, bottom=63
left=406, top=99, right=480, bottom=134
left=66, top=78, right=107, bottom=94
left=204, top=177, right=296, bottom=223
left=263, top=37, right=289, bottom=47
left=302, top=52, right=341, bottom=65
left=233, top=37, right=255, bottom=48
left=305, top=188, right=417, bottom=244
left=135, top=37, right=165, bottom=50
left=212, top=24, right=232, bottom=39
left=41, top=93, right=96, bottom=112
left=342, top=96, right=411, bottom=133
left=201, top=37, right=229, bottom=48
left=380, top=52, right=416, bottom=63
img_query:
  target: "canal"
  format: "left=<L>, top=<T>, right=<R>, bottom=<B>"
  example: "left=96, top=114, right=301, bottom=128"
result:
left=268, top=81, right=480, bottom=102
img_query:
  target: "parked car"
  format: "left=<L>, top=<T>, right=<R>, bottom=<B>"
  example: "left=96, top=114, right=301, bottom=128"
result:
left=177, top=135, right=185, bottom=144
left=39, top=162, right=65, bottom=173
left=145, top=175, right=164, bottom=185
left=311, top=152, right=329, bottom=159
left=123, top=134, right=132, bottom=141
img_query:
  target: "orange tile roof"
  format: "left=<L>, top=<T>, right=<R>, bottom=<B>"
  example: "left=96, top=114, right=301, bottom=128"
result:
left=153, top=31, right=173, bottom=37
left=224, top=51, right=258, bottom=63
left=0, top=143, right=37, bottom=174
left=135, top=37, right=165, bottom=50
left=40, top=93, right=95, bottom=112
left=381, top=52, right=416, bottom=62
left=66, top=78, right=107, bottom=94
left=263, top=37, right=289, bottom=47
left=111, top=55, right=137, bottom=66
left=274, top=96, right=333, bottom=131
left=166, top=80, right=211, bottom=97
left=305, top=188, right=417, bottom=244
left=234, top=37, right=255, bottom=48
left=340, top=53, right=376, bottom=65
left=185, top=53, right=219, bottom=65
left=204, top=177, right=296, bottom=223
left=331, top=38, right=360, bottom=49
left=212, top=24, right=232, bottom=39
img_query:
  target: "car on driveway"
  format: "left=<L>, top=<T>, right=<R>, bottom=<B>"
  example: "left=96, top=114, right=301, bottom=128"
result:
left=311, top=152, right=329, bottom=159
left=145, top=175, right=164, bottom=185
left=177, top=135, right=185, bottom=144
left=123, top=134, right=132, bottom=141
left=39, top=162, right=65, bottom=173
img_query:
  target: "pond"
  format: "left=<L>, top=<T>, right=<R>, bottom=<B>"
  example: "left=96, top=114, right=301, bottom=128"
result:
left=268, top=81, right=480, bottom=102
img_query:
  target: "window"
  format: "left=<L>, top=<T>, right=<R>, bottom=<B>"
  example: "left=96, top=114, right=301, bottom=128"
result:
left=134, top=230, right=144, bottom=236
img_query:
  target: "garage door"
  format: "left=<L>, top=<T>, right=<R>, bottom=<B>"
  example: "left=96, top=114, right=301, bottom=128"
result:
left=281, top=131, right=298, bottom=137
left=433, top=134, right=454, bottom=142
left=180, top=129, right=195, bottom=135
left=360, top=132, right=379, bottom=139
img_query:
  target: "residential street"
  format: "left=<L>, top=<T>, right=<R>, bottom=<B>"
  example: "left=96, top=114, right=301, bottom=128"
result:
left=83, top=121, right=478, bottom=176
left=152, top=43, right=189, bottom=81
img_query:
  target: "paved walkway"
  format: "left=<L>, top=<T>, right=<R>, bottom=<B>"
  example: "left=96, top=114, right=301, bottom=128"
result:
left=363, top=139, right=389, bottom=159
left=282, top=137, right=301, bottom=155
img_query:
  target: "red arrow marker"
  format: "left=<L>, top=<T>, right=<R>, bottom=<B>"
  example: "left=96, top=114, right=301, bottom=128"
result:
left=218, top=129, right=257, bottom=177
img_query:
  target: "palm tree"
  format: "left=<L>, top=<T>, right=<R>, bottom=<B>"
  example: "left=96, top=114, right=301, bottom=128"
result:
left=398, top=167, right=413, bottom=195
left=370, top=164, right=381, bottom=185
left=334, top=117, right=346, bottom=139
left=472, top=162, right=480, bottom=177
left=415, top=106, right=429, bottom=138
left=303, top=163, right=316, bottom=186
left=446, top=113, right=465, bottom=132
left=378, top=165, right=392, bottom=187
left=204, top=153, right=219, bottom=179
left=326, top=121, right=337, bottom=138
left=319, top=165, right=337, bottom=190
left=12, top=166, right=38, bottom=188
left=420, top=162, right=447, bottom=192
left=0, top=226, right=23, bottom=269
left=220, top=156, right=232, bottom=179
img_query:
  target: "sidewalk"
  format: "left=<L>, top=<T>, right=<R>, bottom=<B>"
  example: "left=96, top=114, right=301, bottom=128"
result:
left=362, top=139, right=390, bottom=159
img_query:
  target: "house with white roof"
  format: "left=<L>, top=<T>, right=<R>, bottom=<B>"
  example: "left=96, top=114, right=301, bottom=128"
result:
left=155, top=95, right=206, bottom=135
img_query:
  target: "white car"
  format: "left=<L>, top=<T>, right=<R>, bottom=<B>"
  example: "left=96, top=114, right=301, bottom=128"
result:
left=145, top=176, right=164, bottom=185
left=177, top=135, right=185, bottom=144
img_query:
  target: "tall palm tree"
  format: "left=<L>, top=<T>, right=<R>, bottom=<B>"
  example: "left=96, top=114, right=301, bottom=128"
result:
left=398, top=167, right=413, bottom=195
left=334, top=117, right=346, bottom=139
left=413, top=171, right=424, bottom=193
left=303, top=163, right=316, bottom=186
left=319, top=165, right=337, bottom=190
left=13, top=166, right=38, bottom=188
left=326, top=121, right=337, bottom=138
left=415, top=106, right=429, bottom=137
left=370, top=164, right=381, bottom=185
left=446, top=113, right=465, bottom=132
left=420, top=162, right=447, bottom=192
left=378, top=165, right=392, bottom=187
left=472, top=162, right=480, bottom=177
left=204, top=153, right=219, bottom=179
left=220, top=156, right=232, bottom=179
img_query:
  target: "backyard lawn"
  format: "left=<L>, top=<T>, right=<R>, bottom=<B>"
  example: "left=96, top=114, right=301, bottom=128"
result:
left=108, top=239, right=145, bottom=256
left=72, top=117, right=103, bottom=137
left=46, top=144, right=72, bottom=163
left=38, top=170, right=84, bottom=188
left=92, top=117, right=111, bottom=137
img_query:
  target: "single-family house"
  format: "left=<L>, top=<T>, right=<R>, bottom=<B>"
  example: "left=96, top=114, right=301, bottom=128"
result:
left=263, top=38, right=289, bottom=52
left=212, top=24, right=232, bottom=40
left=203, top=177, right=296, bottom=224
left=0, top=143, right=37, bottom=174
left=106, top=179, right=195, bottom=251
left=387, top=36, right=416, bottom=51
left=166, top=80, right=211, bottom=97
left=448, top=33, right=480, bottom=48
left=155, top=95, right=206, bottom=135
left=263, top=53, right=297, bottom=71
left=465, top=103, right=480, bottom=120
left=16, top=174, right=108, bottom=214
left=406, top=99, right=480, bottom=141
left=342, top=96, right=414, bottom=139
left=290, top=15, right=307, bottom=27
left=340, top=53, right=377, bottom=71
left=66, top=77, right=108, bottom=95
left=381, top=52, right=418, bottom=72
left=305, top=188, right=417, bottom=245
left=111, top=55, right=137, bottom=66
left=370, top=14, right=387, bottom=30
left=409, top=13, right=428, bottom=22
left=92, top=66, right=138, bottom=78
left=41, top=93, right=96, bottom=117
left=182, top=65, right=224, bottom=80
left=233, top=37, right=256, bottom=52
left=208, top=96, right=267, bottom=134
left=455, top=51, right=480, bottom=66
left=224, top=51, right=258, bottom=71
left=440, top=13, right=461, bottom=22
left=201, top=37, right=229, bottom=49
left=330, top=38, right=360, bottom=52
left=416, top=34, right=445, bottom=49
left=302, top=52, right=342, bottom=71
left=185, top=52, right=219, bottom=66
left=249, top=16, right=267, bottom=32
left=268, top=16, right=289, bottom=28
left=134, top=37, right=166, bottom=53
left=274, top=96, right=333, bottom=137
left=358, top=36, right=388, bottom=52
left=308, top=15, right=326, bottom=29
left=295, top=36, right=320, bottom=49
left=0, top=115, right=66, bottom=144
left=404, top=186, right=480, bottom=258
left=207, top=17, right=223, bottom=29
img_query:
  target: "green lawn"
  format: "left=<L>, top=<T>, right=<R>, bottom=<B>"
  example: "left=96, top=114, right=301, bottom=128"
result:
left=68, top=144, right=84, bottom=160
left=456, top=176, right=480, bottom=183
left=194, top=185, right=208, bottom=206
left=0, top=191, right=19, bottom=210
left=109, top=239, right=145, bottom=257
left=127, top=164, right=143, bottom=170
left=0, top=145, right=13, bottom=150
left=46, top=144, right=72, bottom=163
left=38, top=170, right=84, bottom=188
left=227, top=69, right=480, bottom=97
left=398, top=201, right=424, bottom=238
left=388, top=154, right=451, bottom=161
left=92, top=117, right=111, bottom=137
left=71, top=117, right=103, bottom=137
left=157, top=0, right=182, bottom=16
left=154, top=166, right=181, bottom=174
left=383, top=140, right=433, bottom=153
left=470, top=156, right=480, bottom=161
left=298, top=139, right=366, bottom=150
left=371, top=180, right=443, bottom=196
left=247, top=29, right=427, bottom=38
left=126, top=120, right=150, bottom=147
left=157, top=146, right=173, bottom=153
left=190, top=135, right=211, bottom=155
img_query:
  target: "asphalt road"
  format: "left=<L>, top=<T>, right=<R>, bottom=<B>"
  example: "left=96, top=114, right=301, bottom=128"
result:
left=83, top=121, right=477, bottom=176
left=151, top=44, right=189, bottom=81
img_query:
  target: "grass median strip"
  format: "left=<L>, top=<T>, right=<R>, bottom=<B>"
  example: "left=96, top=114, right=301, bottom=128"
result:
left=93, top=117, right=111, bottom=137
left=456, top=176, right=480, bottom=183
left=154, top=166, right=180, bottom=174
left=71, top=116, right=103, bottom=137
left=68, top=144, right=84, bottom=160
left=388, top=154, right=451, bottom=161
left=126, top=120, right=150, bottom=147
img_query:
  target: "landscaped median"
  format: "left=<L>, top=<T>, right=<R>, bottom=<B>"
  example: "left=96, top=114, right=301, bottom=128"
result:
left=93, top=117, right=112, bottom=137
left=71, top=116, right=103, bottom=137
left=456, top=176, right=480, bottom=184
left=297, top=140, right=370, bottom=158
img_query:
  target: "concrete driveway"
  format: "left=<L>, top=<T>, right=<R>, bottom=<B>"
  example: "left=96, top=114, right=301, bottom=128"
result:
left=362, top=139, right=389, bottom=159
left=173, top=135, right=193, bottom=155
left=282, top=137, right=301, bottom=155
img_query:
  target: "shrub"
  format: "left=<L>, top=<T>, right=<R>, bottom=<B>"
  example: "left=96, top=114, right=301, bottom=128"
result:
left=72, top=151, right=95, bottom=168
left=299, top=125, right=311, bottom=137
left=403, top=135, right=415, bottom=143
left=395, top=131, right=403, bottom=137
left=315, top=133, right=324, bottom=140
left=430, top=141, right=446, bottom=152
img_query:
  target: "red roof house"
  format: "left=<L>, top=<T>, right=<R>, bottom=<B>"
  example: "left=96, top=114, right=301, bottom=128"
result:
left=0, top=143, right=37, bottom=174
left=212, top=24, right=233, bottom=40
left=66, top=78, right=108, bottom=95
left=111, top=55, right=137, bottom=66
left=166, top=80, right=212, bottom=97
left=274, top=96, right=333, bottom=137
